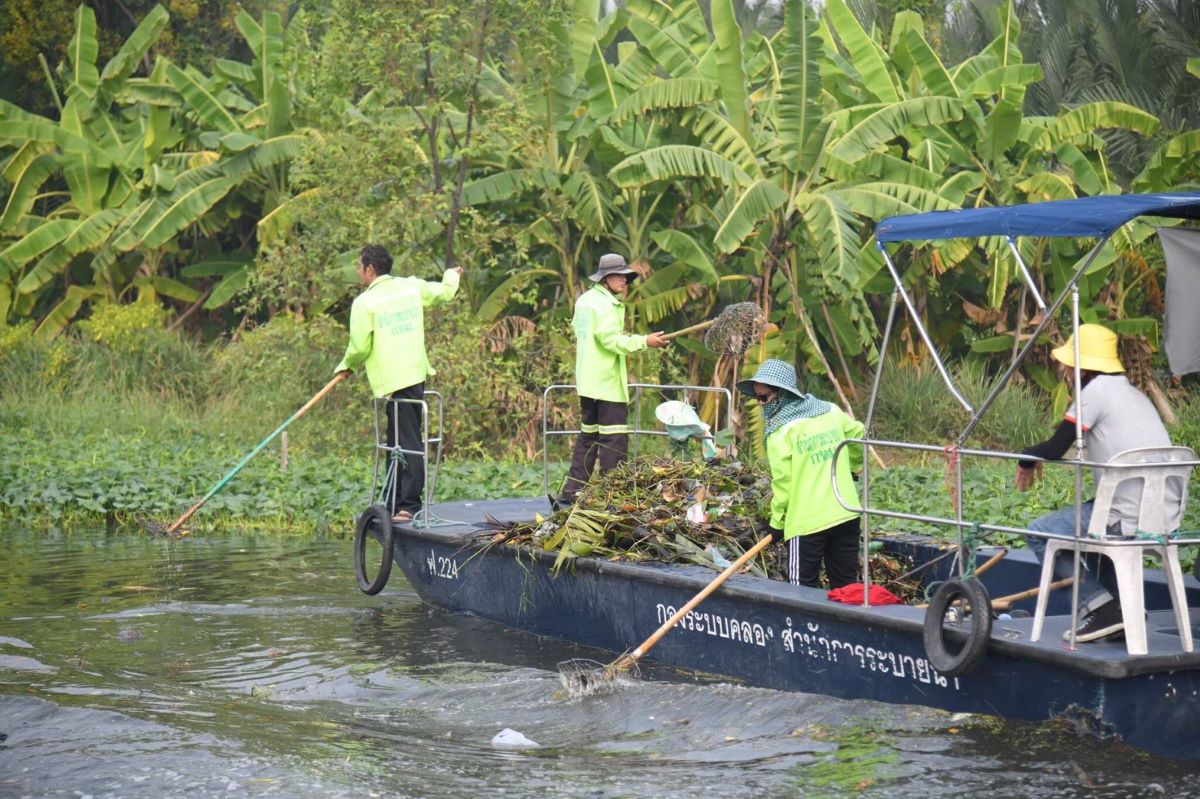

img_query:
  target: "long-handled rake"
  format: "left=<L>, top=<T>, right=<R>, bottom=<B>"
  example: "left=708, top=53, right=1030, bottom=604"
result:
left=558, top=532, right=774, bottom=698
left=142, top=372, right=348, bottom=536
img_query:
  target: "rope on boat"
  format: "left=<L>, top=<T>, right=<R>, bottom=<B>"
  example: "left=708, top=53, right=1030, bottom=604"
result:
left=922, top=522, right=987, bottom=604
left=942, top=443, right=962, bottom=517
left=961, top=522, right=985, bottom=579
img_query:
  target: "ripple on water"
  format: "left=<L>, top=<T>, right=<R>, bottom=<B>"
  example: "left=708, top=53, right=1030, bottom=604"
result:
left=2, top=526, right=1199, bottom=799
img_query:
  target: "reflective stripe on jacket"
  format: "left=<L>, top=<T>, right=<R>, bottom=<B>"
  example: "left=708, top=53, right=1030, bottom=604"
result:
left=767, top=407, right=865, bottom=539
left=335, top=270, right=460, bottom=397
left=572, top=283, right=646, bottom=403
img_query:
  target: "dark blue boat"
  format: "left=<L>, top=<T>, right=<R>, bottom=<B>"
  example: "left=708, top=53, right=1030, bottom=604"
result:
left=362, top=194, right=1200, bottom=761
left=388, top=497, right=1200, bottom=761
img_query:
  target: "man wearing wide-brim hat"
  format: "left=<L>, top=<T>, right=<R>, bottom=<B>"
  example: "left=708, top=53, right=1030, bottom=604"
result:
left=559, top=253, right=669, bottom=503
left=1015, top=323, right=1179, bottom=643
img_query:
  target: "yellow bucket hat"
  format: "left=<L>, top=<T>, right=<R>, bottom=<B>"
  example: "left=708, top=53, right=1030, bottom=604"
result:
left=1051, top=324, right=1124, bottom=374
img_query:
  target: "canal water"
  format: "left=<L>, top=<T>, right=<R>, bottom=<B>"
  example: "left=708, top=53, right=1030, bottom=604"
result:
left=1, top=526, right=1195, bottom=798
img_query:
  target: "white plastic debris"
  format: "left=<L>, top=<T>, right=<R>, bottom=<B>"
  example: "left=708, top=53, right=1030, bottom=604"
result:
left=704, top=544, right=733, bottom=569
left=490, top=728, right=539, bottom=748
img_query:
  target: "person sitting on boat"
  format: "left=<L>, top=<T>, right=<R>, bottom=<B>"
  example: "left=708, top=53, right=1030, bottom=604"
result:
left=335, top=244, right=463, bottom=524
left=1015, top=323, right=1179, bottom=643
left=559, top=253, right=670, bottom=505
left=738, top=359, right=865, bottom=589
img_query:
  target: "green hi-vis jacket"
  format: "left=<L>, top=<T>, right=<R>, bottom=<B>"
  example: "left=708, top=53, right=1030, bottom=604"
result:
left=335, top=270, right=460, bottom=397
left=767, top=408, right=865, bottom=540
left=572, top=283, right=647, bottom=403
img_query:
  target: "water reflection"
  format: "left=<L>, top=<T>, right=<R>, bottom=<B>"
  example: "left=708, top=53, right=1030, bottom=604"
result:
left=1, top=526, right=1195, bottom=798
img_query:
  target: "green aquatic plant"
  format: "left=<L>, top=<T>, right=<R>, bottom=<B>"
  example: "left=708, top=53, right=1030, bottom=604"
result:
left=0, top=427, right=544, bottom=534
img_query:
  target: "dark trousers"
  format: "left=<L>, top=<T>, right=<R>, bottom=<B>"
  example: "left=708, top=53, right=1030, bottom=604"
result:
left=780, top=517, right=861, bottom=589
left=561, top=396, right=628, bottom=501
left=385, top=383, right=425, bottom=515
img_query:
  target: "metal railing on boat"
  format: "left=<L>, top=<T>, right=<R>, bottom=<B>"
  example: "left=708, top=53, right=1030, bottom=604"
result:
left=832, top=437, right=1200, bottom=547
left=540, top=383, right=734, bottom=499
left=831, top=435, right=1200, bottom=652
left=370, top=390, right=460, bottom=528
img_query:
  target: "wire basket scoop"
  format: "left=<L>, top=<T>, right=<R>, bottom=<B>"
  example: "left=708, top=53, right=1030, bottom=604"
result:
left=664, top=302, right=766, bottom=357
left=703, top=302, right=766, bottom=357
left=557, top=657, right=641, bottom=698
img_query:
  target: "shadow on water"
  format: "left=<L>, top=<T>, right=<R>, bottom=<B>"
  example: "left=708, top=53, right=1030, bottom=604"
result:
left=1, top=526, right=1197, bottom=798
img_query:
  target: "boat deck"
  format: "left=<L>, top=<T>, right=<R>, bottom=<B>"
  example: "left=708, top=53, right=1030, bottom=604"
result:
left=398, top=498, right=1200, bottom=678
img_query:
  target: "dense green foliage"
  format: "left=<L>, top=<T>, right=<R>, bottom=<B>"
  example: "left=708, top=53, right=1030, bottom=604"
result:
left=3, top=1, right=1200, bottom=536
left=4, top=311, right=1199, bottom=540
left=0, top=3, right=311, bottom=337
left=5, top=1, right=1199, bottom=396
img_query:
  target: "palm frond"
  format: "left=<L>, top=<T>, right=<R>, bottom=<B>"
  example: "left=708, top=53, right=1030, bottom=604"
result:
left=797, top=190, right=861, bottom=295
left=687, top=108, right=760, bottom=177
left=831, top=97, right=964, bottom=163
left=777, top=0, right=821, bottom=173
left=564, top=170, right=611, bottom=236
left=220, top=134, right=305, bottom=178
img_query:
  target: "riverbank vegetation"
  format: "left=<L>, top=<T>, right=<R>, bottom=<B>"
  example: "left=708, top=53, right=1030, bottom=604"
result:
left=5, top=310, right=1200, bottom=540
left=3, top=1, right=1200, bottom=534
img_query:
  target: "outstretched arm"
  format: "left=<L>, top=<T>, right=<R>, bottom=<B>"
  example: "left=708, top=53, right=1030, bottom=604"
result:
left=592, top=305, right=647, bottom=355
left=420, top=267, right=463, bottom=305
left=1015, top=418, right=1074, bottom=490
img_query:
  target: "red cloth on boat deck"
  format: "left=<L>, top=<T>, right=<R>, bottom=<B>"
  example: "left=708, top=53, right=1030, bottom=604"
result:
left=826, top=583, right=905, bottom=606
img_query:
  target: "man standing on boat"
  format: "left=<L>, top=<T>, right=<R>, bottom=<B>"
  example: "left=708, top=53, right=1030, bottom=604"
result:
left=1015, top=323, right=1179, bottom=642
left=336, top=244, right=463, bottom=524
left=559, top=253, right=670, bottom=504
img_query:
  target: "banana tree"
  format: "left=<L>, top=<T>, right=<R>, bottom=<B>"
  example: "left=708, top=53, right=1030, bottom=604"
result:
left=0, top=4, right=308, bottom=334
left=857, top=4, right=1163, bottom=387
left=602, top=0, right=957, bottom=409
left=457, top=0, right=722, bottom=323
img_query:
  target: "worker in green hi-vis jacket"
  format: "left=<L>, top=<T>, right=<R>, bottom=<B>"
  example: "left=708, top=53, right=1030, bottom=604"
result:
left=737, top=359, right=864, bottom=589
left=560, top=253, right=670, bottom=504
left=336, top=244, right=462, bottom=523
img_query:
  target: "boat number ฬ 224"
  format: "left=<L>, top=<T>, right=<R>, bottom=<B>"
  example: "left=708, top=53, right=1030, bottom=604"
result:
left=426, top=550, right=461, bottom=580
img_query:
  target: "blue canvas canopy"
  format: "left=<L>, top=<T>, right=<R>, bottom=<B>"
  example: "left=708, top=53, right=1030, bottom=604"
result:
left=876, top=192, right=1200, bottom=243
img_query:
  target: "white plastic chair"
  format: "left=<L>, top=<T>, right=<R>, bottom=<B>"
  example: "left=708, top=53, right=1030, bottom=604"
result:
left=1030, top=446, right=1195, bottom=656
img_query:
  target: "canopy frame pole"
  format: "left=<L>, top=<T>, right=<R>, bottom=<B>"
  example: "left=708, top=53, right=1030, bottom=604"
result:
left=1067, top=285, right=1085, bottom=650
left=957, top=236, right=1112, bottom=445
left=1006, top=236, right=1047, bottom=311
left=859, top=288, right=901, bottom=605
left=876, top=242, right=974, bottom=413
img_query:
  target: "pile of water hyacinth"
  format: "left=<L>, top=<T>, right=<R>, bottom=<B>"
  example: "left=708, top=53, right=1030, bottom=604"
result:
left=483, top=458, right=920, bottom=601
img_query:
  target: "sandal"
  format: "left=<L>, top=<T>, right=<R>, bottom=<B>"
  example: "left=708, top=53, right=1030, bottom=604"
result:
left=392, top=510, right=414, bottom=524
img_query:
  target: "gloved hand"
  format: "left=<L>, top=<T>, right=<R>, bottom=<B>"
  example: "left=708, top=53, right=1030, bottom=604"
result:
left=756, top=519, right=783, bottom=539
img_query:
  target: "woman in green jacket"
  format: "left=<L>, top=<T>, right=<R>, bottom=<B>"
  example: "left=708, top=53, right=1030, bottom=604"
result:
left=737, top=359, right=864, bottom=588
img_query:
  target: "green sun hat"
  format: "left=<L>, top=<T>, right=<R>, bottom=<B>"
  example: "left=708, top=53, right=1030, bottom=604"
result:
left=736, top=359, right=805, bottom=400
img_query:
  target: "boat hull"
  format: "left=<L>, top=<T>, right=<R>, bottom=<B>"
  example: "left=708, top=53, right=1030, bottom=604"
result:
left=390, top=499, right=1200, bottom=760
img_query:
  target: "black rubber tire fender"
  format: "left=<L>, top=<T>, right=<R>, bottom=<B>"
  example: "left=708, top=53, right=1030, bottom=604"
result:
left=923, top=577, right=992, bottom=678
left=354, top=506, right=394, bottom=595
